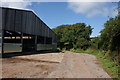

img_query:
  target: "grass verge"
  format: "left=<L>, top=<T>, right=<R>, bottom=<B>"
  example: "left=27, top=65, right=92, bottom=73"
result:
left=70, top=48, right=119, bottom=80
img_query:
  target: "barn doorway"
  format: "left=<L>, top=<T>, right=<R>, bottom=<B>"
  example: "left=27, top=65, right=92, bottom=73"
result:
left=22, top=33, right=36, bottom=52
left=3, top=30, right=22, bottom=53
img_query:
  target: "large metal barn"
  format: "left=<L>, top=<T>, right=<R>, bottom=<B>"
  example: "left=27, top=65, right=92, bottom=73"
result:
left=0, top=7, right=57, bottom=54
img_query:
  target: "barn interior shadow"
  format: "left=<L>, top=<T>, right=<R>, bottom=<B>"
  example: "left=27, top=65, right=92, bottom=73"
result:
left=1, top=50, right=61, bottom=58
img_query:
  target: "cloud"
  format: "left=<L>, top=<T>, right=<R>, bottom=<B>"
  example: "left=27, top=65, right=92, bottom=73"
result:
left=111, top=6, right=118, bottom=17
left=67, top=1, right=118, bottom=17
left=0, top=0, right=32, bottom=9
left=67, top=0, right=119, bottom=2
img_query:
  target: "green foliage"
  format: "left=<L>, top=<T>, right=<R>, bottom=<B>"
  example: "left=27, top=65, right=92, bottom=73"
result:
left=99, top=16, right=120, bottom=52
left=90, top=37, right=99, bottom=49
left=52, top=23, right=93, bottom=50
left=99, top=16, right=120, bottom=63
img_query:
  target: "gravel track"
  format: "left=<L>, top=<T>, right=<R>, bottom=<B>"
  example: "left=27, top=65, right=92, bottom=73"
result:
left=1, top=51, right=111, bottom=78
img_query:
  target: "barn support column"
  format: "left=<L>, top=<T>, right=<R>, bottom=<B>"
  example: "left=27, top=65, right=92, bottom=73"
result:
left=1, top=30, right=4, bottom=54
left=35, top=35, right=37, bottom=51
left=21, top=33, right=23, bottom=53
left=44, top=29, right=46, bottom=49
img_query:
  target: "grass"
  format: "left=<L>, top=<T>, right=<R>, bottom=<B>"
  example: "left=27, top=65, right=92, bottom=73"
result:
left=70, top=48, right=119, bottom=80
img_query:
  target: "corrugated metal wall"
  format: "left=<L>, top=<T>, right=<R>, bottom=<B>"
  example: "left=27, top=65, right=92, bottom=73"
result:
left=1, top=7, right=57, bottom=43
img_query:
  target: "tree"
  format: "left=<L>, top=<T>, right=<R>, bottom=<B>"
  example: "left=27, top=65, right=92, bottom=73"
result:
left=99, top=16, right=120, bottom=61
left=99, top=16, right=120, bottom=52
left=52, top=23, right=93, bottom=50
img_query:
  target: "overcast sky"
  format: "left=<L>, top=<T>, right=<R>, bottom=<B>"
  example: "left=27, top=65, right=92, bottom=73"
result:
left=1, top=1, right=118, bottom=37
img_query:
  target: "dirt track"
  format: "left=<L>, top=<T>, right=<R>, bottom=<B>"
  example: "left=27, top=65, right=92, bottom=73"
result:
left=1, top=51, right=111, bottom=78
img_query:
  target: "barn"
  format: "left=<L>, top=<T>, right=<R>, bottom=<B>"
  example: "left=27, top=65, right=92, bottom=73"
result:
left=0, top=7, right=57, bottom=54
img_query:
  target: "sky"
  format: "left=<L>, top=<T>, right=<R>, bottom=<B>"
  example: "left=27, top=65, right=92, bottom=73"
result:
left=1, top=1, right=119, bottom=37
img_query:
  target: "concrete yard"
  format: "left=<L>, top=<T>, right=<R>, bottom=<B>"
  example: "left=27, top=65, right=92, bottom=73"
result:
left=1, top=51, right=112, bottom=78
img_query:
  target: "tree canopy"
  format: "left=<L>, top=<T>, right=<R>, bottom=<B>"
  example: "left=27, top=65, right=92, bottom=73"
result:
left=99, top=16, right=120, bottom=52
left=52, top=16, right=120, bottom=60
left=52, top=23, right=93, bottom=50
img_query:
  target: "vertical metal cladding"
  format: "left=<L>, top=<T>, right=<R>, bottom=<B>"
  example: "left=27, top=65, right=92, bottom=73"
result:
left=1, top=8, right=4, bottom=30
left=49, top=29, right=51, bottom=38
left=21, top=10, right=27, bottom=33
left=48, top=28, right=50, bottom=37
left=15, top=10, right=22, bottom=32
left=2, top=7, right=57, bottom=38
left=39, top=20, right=42, bottom=36
left=31, top=12, right=36, bottom=35
left=2, top=7, right=57, bottom=52
left=35, top=16, right=38, bottom=35
left=26, top=11, right=32, bottom=34
left=5, top=8, right=15, bottom=31
left=45, top=24, right=47, bottom=37
left=41, top=22, right=43, bottom=36
left=41, top=21, right=43, bottom=36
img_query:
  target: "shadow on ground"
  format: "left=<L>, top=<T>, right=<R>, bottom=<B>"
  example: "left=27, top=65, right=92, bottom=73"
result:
left=1, top=50, right=61, bottom=58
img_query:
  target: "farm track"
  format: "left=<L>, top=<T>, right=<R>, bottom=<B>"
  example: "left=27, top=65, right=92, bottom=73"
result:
left=1, top=51, right=112, bottom=78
